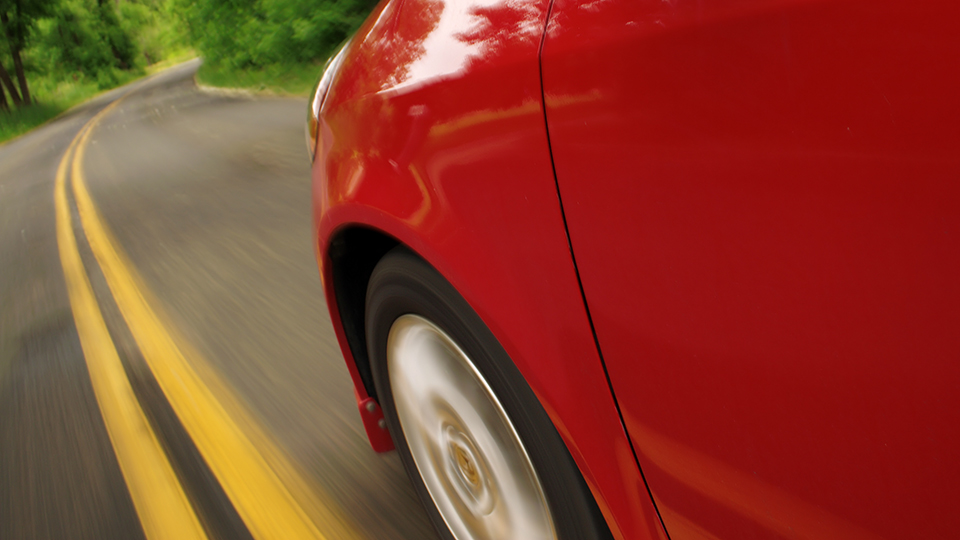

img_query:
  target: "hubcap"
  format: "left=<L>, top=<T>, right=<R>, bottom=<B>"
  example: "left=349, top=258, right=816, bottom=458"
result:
left=387, top=315, right=557, bottom=540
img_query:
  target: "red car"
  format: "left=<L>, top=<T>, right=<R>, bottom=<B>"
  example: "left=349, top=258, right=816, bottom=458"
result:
left=307, top=1, right=960, bottom=538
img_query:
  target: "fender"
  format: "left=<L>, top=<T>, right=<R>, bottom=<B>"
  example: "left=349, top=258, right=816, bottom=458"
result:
left=311, top=0, right=665, bottom=538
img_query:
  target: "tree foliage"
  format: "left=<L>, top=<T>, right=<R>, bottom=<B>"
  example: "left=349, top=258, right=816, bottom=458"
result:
left=0, top=0, right=378, bottom=118
left=175, top=0, right=378, bottom=69
left=0, top=0, right=186, bottom=113
left=31, top=0, right=137, bottom=86
left=1, top=0, right=55, bottom=104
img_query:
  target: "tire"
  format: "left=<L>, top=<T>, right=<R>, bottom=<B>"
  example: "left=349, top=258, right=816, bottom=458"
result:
left=365, top=247, right=612, bottom=540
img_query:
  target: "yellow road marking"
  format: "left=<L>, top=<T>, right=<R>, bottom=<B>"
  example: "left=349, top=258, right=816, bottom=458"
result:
left=71, top=98, right=361, bottom=540
left=55, top=102, right=208, bottom=540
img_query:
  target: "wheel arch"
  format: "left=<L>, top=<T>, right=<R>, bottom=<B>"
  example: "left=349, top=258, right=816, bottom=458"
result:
left=326, top=225, right=399, bottom=403
left=318, top=208, right=660, bottom=539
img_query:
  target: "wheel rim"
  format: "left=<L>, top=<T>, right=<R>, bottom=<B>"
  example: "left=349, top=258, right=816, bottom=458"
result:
left=387, top=314, right=557, bottom=540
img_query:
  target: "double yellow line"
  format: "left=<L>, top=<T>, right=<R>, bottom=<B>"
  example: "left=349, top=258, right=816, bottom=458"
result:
left=56, top=96, right=359, bottom=540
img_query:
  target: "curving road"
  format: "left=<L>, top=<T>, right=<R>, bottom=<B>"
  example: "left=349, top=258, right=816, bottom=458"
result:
left=0, top=60, right=436, bottom=540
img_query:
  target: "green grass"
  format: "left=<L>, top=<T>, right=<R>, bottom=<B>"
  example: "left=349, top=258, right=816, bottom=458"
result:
left=0, top=101, right=70, bottom=143
left=195, top=61, right=323, bottom=96
left=0, top=53, right=197, bottom=145
left=0, top=52, right=314, bottom=145
left=0, top=75, right=118, bottom=144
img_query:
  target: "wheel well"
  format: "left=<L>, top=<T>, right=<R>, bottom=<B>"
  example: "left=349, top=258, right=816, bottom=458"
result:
left=327, top=227, right=398, bottom=400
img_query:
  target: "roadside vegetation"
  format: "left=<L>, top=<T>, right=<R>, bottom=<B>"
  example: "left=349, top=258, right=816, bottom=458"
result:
left=0, top=0, right=377, bottom=143
left=0, top=0, right=192, bottom=143
left=176, top=0, right=377, bottom=95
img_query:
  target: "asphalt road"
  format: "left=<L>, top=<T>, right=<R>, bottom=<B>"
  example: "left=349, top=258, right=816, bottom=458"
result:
left=0, top=60, right=437, bottom=540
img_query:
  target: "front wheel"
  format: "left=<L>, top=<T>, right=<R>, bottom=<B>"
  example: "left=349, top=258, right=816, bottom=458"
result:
left=365, top=247, right=612, bottom=540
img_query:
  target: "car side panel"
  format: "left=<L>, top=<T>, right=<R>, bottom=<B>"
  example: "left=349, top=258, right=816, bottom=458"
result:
left=542, top=1, right=960, bottom=539
left=312, top=1, right=667, bottom=538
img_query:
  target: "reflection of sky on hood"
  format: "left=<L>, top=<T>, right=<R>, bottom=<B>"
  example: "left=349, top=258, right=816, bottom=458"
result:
left=394, top=0, right=492, bottom=89
left=387, top=0, right=541, bottom=93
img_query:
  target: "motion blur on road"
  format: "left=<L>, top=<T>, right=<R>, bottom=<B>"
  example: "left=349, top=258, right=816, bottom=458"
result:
left=0, top=60, right=438, bottom=540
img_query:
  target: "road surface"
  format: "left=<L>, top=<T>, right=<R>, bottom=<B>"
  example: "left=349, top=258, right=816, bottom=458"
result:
left=0, top=59, right=437, bottom=540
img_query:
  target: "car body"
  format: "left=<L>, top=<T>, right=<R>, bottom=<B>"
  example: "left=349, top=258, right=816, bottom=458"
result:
left=309, top=1, right=960, bottom=538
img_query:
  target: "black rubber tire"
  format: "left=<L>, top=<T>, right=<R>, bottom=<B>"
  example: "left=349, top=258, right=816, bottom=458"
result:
left=365, top=246, right=612, bottom=540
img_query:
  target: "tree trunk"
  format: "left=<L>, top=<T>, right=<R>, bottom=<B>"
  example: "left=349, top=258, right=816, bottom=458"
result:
left=10, top=46, right=28, bottom=105
left=0, top=81, right=8, bottom=112
left=0, top=59, right=22, bottom=107
left=0, top=10, right=29, bottom=106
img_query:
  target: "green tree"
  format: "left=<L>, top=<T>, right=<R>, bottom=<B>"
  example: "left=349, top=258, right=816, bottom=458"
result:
left=0, top=0, right=55, bottom=105
left=0, top=53, right=20, bottom=107
left=33, top=0, right=139, bottom=88
left=175, top=0, right=377, bottom=70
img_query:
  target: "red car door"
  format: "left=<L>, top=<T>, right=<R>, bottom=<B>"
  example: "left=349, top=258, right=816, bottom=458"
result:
left=541, top=1, right=960, bottom=539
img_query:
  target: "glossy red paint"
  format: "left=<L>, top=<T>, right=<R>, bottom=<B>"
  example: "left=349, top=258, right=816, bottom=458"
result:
left=542, top=1, right=960, bottom=539
left=357, top=397, right=393, bottom=453
left=312, top=0, right=665, bottom=538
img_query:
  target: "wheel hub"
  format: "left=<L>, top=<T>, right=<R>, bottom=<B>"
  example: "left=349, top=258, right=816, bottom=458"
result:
left=387, top=315, right=557, bottom=540
left=444, top=424, right=494, bottom=515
